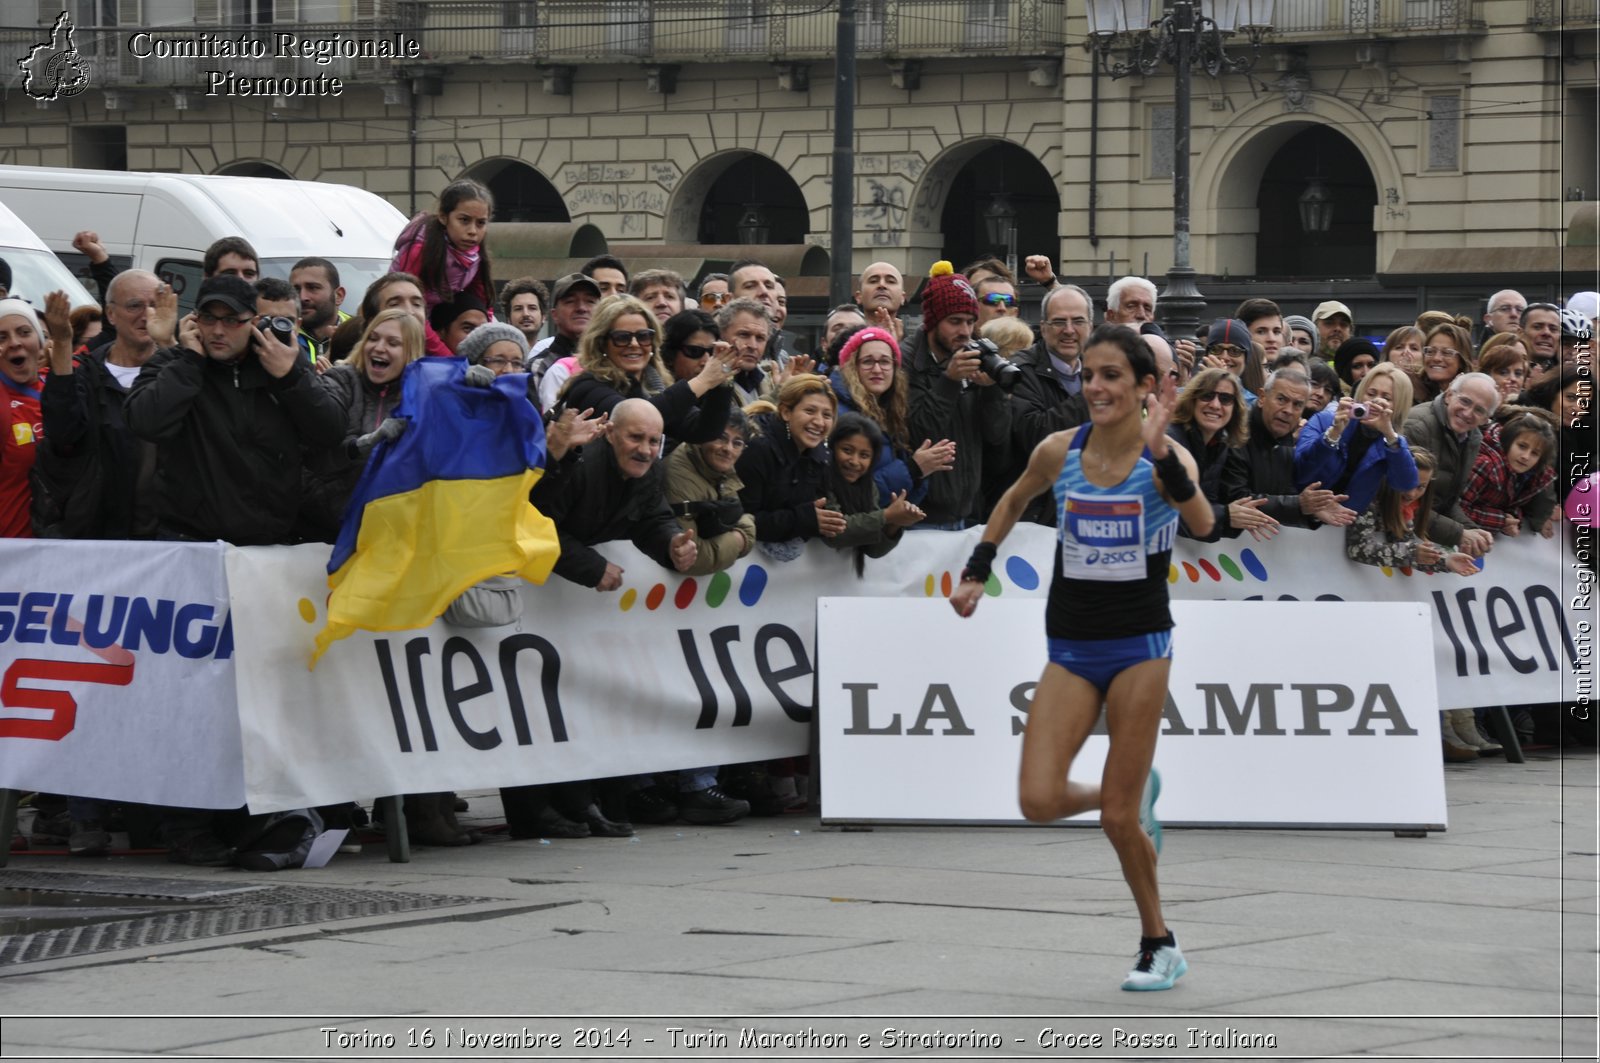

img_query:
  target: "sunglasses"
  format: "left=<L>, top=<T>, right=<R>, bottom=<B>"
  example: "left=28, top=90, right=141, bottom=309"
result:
left=699, top=292, right=731, bottom=307
left=1197, top=390, right=1237, bottom=407
left=980, top=293, right=1017, bottom=308
left=679, top=343, right=714, bottom=359
left=606, top=329, right=655, bottom=347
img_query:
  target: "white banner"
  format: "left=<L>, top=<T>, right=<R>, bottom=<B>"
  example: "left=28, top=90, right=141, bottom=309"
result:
left=817, top=598, right=1448, bottom=828
left=0, top=524, right=1585, bottom=813
left=0, top=539, right=243, bottom=808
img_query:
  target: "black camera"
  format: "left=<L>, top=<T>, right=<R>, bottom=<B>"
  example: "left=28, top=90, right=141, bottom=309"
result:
left=259, top=315, right=297, bottom=348
left=969, top=337, right=1020, bottom=391
left=672, top=498, right=745, bottom=539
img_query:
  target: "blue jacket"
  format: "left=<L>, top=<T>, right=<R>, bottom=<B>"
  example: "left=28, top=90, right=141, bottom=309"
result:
left=828, top=369, right=928, bottom=508
left=1294, top=406, right=1417, bottom=517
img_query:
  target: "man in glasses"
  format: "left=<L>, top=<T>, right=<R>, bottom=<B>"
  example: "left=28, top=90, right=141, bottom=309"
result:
left=1401, top=371, right=1500, bottom=558
left=1520, top=302, right=1563, bottom=386
left=35, top=269, right=171, bottom=542
left=1482, top=289, right=1526, bottom=340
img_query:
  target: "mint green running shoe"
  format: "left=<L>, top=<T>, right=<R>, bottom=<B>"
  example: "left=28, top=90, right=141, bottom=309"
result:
left=1139, top=768, right=1162, bottom=855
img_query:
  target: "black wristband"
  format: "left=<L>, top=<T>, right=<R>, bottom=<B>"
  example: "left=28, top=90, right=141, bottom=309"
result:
left=1152, top=450, right=1197, bottom=504
left=961, top=541, right=998, bottom=584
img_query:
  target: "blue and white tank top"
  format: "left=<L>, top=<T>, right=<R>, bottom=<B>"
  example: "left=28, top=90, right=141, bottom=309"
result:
left=1046, top=424, right=1181, bottom=640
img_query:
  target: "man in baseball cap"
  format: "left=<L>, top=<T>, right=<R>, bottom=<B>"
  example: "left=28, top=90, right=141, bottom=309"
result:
left=526, top=272, right=602, bottom=398
left=1311, top=300, right=1353, bottom=359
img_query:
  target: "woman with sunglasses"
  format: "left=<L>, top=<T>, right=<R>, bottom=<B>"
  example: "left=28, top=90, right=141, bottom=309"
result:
left=660, top=308, right=722, bottom=384
left=561, top=295, right=737, bottom=449
left=1165, top=367, right=1272, bottom=541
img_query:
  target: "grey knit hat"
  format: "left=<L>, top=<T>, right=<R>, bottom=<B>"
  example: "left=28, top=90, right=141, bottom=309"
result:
left=1283, top=314, right=1316, bottom=341
left=455, top=322, right=528, bottom=365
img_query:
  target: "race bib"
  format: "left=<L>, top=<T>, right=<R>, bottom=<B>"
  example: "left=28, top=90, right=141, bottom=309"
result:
left=1060, top=493, right=1146, bottom=581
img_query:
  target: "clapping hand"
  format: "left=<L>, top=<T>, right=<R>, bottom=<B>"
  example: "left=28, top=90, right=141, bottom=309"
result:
left=1228, top=496, right=1280, bottom=541
left=913, top=437, right=957, bottom=476
left=813, top=498, right=848, bottom=538
left=546, top=406, right=607, bottom=461
left=883, top=490, right=925, bottom=528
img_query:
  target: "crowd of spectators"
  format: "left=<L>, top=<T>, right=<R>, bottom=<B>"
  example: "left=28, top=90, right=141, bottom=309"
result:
left=1, top=185, right=1592, bottom=863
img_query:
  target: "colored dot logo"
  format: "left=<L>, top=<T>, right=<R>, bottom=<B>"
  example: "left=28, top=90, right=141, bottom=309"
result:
left=923, top=555, right=1040, bottom=598
left=617, top=564, right=771, bottom=611
left=1167, top=548, right=1269, bottom=584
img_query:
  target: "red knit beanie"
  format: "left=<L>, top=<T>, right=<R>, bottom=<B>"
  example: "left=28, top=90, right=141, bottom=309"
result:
left=920, top=261, right=978, bottom=332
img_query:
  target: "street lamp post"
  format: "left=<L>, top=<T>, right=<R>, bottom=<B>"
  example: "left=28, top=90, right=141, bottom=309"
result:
left=1085, top=0, right=1273, bottom=341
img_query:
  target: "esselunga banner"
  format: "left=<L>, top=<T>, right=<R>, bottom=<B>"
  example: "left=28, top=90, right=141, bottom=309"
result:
left=0, top=526, right=1587, bottom=811
left=0, top=540, right=243, bottom=809
left=816, top=598, right=1448, bottom=829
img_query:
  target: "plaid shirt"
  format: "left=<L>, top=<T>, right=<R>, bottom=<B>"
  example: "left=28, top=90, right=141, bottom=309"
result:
left=1459, top=426, right=1555, bottom=533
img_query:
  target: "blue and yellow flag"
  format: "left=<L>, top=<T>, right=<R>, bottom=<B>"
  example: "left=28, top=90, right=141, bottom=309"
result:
left=311, top=357, right=560, bottom=666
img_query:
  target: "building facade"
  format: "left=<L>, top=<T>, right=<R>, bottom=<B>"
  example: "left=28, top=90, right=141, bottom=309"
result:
left=2, top=0, right=1595, bottom=325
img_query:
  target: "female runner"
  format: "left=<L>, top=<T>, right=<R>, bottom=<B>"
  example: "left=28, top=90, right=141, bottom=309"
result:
left=951, top=324, right=1214, bottom=991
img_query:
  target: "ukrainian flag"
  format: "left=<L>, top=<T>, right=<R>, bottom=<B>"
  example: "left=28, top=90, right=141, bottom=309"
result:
left=311, top=357, right=560, bottom=666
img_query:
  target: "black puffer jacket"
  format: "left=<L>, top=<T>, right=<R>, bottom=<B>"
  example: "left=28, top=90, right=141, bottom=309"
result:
left=33, top=350, right=157, bottom=539
left=1166, top=420, right=1236, bottom=541
left=125, top=346, right=345, bottom=545
left=530, top=437, right=681, bottom=587
left=1220, top=405, right=1312, bottom=528
left=734, top=415, right=830, bottom=542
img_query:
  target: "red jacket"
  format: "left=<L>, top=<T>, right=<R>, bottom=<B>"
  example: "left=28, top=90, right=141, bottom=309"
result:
left=1, top=374, right=43, bottom=538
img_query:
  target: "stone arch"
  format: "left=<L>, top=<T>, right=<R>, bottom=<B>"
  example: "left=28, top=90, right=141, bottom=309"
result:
left=903, top=135, right=1061, bottom=272
left=664, top=150, right=810, bottom=245
left=462, top=157, right=569, bottom=223
left=214, top=160, right=291, bottom=178
left=1193, top=96, right=1405, bottom=277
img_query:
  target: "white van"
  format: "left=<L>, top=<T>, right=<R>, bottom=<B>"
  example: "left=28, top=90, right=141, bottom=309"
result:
left=0, top=166, right=407, bottom=315
left=0, top=199, right=98, bottom=309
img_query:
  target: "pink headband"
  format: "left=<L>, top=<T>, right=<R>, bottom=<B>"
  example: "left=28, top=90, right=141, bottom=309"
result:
left=838, top=327, right=901, bottom=366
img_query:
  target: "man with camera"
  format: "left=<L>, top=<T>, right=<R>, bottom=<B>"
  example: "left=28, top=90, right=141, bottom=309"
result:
left=254, top=277, right=313, bottom=360
left=1007, top=283, right=1094, bottom=525
left=126, top=274, right=345, bottom=548
left=905, top=265, right=1012, bottom=530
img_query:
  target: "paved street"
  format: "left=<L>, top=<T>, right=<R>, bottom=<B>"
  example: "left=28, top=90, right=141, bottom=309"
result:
left=1, top=749, right=1596, bottom=1061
